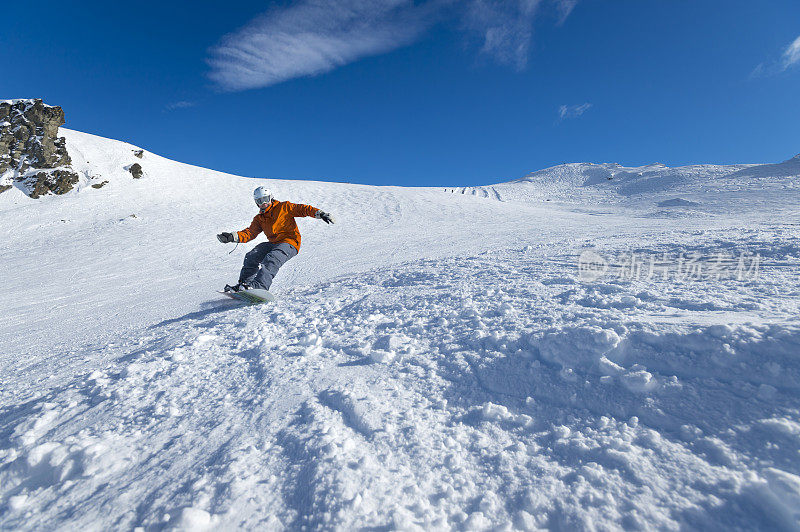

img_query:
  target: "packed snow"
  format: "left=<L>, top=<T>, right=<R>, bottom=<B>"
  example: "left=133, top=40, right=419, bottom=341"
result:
left=1, top=129, right=799, bottom=530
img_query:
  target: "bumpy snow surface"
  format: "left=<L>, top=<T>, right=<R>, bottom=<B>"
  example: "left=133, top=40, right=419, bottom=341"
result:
left=1, top=130, right=799, bottom=530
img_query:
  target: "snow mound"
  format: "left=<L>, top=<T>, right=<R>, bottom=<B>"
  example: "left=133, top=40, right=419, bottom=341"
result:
left=724, top=154, right=800, bottom=179
left=658, top=197, right=701, bottom=207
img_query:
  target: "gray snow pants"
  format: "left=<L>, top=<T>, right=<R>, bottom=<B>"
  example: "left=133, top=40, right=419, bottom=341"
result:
left=238, top=242, right=298, bottom=290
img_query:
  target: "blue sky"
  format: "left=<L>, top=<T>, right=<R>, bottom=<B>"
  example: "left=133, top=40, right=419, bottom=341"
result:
left=2, top=1, right=799, bottom=186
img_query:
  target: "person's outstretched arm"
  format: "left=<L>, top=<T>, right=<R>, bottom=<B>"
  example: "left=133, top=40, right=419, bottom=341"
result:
left=217, top=216, right=261, bottom=243
left=287, top=202, right=335, bottom=224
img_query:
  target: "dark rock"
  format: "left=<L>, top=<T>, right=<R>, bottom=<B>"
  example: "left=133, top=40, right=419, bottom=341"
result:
left=0, top=99, right=79, bottom=197
left=133, top=149, right=144, bottom=158
left=91, top=180, right=109, bottom=189
left=129, top=163, right=143, bottom=179
left=24, top=169, right=80, bottom=198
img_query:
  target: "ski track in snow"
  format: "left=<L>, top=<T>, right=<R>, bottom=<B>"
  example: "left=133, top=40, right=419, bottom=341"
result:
left=1, top=130, right=800, bottom=530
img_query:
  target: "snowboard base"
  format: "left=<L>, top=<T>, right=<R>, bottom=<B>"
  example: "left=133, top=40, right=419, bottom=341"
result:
left=218, top=288, right=276, bottom=305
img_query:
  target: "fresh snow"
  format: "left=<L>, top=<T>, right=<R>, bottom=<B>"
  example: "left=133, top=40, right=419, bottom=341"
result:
left=1, top=129, right=799, bottom=530
left=0, top=99, right=42, bottom=106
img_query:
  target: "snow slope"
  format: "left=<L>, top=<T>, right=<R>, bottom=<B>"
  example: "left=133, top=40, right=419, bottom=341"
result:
left=1, top=130, right=799, bottom=530
left=454, top=156, right=800, bottom=215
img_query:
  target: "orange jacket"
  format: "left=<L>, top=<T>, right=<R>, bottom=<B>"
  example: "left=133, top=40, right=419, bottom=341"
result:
left=236, top=200, right=319, bottom=251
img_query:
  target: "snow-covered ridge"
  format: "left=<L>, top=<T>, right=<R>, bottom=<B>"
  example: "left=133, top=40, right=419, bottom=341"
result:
left=4, top=122, right=797, bottom=213
left=0, top=98, right=56, bottom=107
left=1, top=127, right=799, bottom=530
left=452, top=157, right=800, bottom=211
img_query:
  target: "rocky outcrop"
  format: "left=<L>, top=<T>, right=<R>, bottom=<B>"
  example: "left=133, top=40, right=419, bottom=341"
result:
left=0, top=99, right=80, bottom=198
left=128, top=163, right=143, bottom=179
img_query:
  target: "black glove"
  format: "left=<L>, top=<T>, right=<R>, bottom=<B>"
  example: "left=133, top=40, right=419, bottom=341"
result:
left=217, top=232, right=235, bottom=243
left=316, top=211, right=335, bottom=224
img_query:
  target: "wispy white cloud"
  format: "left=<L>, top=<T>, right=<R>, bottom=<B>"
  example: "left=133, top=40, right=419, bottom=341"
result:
left=165, top=100, right=196, bottom=111
left=554, top=0, right=578, bottom=24
left=207, top=0, right=438, bottom=92
left=780, top=35, right=800, bottom=70
left=558, top=102, right=592, bottom=121
left=460, top=0, right=544, bottom=70
left=752, top=34, right=800, bottom=77
left=207, top=0, right=579, bottom=91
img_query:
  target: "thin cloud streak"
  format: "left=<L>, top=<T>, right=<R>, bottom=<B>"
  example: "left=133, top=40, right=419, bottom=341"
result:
left=558, top=102, right=592, bottom=121
left=752, top=34, right=800, bottom=78
left=554, top=0, right=578, bottom=24
left=165, top=100, right=196, bottom=111
left=780, top=35, right=800, bottom=70
left=207, top=0, right=579, bottom=91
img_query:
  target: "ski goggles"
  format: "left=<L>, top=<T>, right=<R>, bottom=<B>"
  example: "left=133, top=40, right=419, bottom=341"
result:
left=255, top=196, right=272, bottom=206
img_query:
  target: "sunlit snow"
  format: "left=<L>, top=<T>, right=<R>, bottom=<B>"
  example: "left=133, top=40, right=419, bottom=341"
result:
left=1, top=130, right=799, bottom=529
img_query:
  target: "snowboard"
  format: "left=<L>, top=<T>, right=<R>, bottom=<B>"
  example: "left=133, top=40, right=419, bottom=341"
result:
left=218, top=288, right=276, bottom=305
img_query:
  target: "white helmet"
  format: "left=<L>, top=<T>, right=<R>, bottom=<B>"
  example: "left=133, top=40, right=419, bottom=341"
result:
left=253, top=186, right=273, bottom=207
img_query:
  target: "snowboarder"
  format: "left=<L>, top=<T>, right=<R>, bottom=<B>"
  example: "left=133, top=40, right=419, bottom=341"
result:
left=217, top=186, right=335, bottom=293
